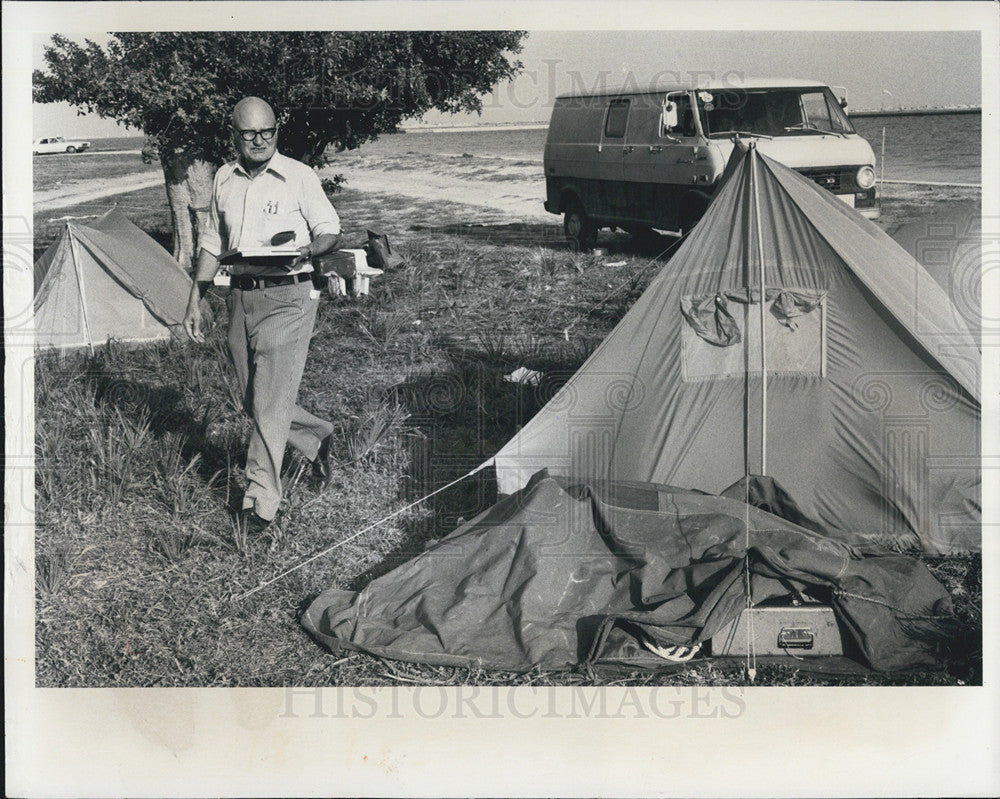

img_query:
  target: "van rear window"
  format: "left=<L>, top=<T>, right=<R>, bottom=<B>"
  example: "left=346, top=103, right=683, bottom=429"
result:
left=604, top=99, right=630, bottom=138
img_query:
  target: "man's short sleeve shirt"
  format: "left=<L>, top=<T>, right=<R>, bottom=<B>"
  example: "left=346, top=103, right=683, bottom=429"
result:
left=201, top=152, right=340, bottom=265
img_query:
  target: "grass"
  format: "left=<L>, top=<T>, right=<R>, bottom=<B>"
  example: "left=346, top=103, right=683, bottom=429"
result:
left=31, top=162, right=982, bottom=688
left=33, top=150, right=160, bottom=193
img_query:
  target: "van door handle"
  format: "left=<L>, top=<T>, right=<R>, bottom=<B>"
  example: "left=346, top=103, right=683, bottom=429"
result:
left=648, top=145, right=663, bottom=154
left=623, top=145, right=635, bottom=154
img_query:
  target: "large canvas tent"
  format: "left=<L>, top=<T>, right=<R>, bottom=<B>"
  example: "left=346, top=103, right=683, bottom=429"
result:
left=33, top=208, right=193, bottom=350
left=493, top=147, right=980, bottom=555
left=303, top=147, right=978, bottom=673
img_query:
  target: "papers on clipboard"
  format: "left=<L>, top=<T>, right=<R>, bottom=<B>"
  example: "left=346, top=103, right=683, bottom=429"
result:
left=219, top=246, right=301, bottom=261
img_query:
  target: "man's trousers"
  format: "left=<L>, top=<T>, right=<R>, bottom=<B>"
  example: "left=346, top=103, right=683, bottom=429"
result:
left=227, top=281, right=334, bottom=521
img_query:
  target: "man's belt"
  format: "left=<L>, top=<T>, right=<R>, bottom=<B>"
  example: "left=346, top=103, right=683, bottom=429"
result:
left=230, top=272, right=312, bottom=291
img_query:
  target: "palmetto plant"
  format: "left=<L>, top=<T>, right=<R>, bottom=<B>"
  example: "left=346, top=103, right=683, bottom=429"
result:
left=340, top=401, right=411, bottom=465
left=358, top=310, right=409, bottom=351
left=84, top=406, right=153, bottom=512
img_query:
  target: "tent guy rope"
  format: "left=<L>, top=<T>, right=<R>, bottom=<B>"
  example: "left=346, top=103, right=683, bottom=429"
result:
left=234, top=460, right=492, bottom=602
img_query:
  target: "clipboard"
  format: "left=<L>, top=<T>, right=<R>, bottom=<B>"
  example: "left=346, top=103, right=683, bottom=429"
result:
left=218, top=246, right=302, bottom=261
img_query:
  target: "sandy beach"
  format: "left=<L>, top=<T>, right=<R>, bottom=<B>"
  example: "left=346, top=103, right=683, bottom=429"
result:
left=32, top=157, right=551, bottom=228
left=322, top=158, right=551, bottom=223
left=35, top=144, right=980, bottom=237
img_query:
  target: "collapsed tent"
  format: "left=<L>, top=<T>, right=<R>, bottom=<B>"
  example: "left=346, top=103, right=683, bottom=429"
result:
left=303, top=473, right=953, bottom=673
left=303, top=147, right=976, bottom=673
left=34, top=207, right=194, bottom=350
left=493, top=148, right=980, bottom=555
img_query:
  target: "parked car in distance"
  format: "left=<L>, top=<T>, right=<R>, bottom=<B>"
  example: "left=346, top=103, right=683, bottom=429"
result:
left=33, top=136, right=92, bottom=155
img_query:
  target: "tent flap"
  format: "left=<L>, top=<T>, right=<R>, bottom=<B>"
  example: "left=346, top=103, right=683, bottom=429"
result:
left=680, top=293, right=742, bottom=346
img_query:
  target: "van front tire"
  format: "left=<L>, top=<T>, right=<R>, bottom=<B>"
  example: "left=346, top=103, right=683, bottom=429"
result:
left=564, top=206, right=598, bottom=252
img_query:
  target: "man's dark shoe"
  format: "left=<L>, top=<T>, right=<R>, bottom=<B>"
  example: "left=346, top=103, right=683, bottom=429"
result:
left=312, top=433, right=335, bottom=486
left=237, top=508, right=272, bottom=536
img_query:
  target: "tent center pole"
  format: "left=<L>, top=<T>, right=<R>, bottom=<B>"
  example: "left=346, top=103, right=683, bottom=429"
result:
left=67, top=226, right=96, bottom=355
left=750, top=145, right=767, bottom=476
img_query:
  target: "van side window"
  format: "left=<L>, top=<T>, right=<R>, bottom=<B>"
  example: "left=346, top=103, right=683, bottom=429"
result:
left=662, top=94, right=697, bottom=138
left=604, top=99, right=630, bottom=138
left=800, top=92, right=834, bottom=130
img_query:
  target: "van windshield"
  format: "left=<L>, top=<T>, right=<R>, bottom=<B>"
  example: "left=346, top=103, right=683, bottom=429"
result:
left=699, top=88, right=855, bottom=138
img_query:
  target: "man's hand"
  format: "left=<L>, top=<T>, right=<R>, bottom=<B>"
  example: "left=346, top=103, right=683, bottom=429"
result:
left=290, top=234, right=339, bottom=269
left=186, top=251, right=219, bottom=344
left=291, top=245, right=312, bottom=269
left=183, top=280, right=212, bottom=344
left=183, top=295, right=206, bottom=343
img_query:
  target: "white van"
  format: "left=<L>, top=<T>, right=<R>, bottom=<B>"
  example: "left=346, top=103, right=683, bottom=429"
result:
left=543, top=78, right=879, bottom=250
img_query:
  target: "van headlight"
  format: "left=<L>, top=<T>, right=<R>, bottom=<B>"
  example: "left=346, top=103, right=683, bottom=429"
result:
left=856, top=166, right=876, bottom=190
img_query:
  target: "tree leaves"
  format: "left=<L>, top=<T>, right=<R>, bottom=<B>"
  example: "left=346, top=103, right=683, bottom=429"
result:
left=33, top=32, right=527, bottom=168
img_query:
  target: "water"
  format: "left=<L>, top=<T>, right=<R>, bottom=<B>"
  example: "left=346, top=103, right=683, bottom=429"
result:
left=357, top=127, right=548, bottom=164
left=92, top=113, right=980, bottom=186
left=851, top=114, right=980, bottom=185
left=88, top=135, right=146, bottom=152
left=361, top=113, right=982, bottom=186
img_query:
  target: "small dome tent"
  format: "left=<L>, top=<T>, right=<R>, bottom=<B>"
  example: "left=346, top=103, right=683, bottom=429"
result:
left=33, top=208, right=194, bottom=351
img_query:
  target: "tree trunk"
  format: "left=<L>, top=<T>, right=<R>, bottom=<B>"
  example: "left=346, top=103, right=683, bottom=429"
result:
left=160, top=149, right=216, bottom=270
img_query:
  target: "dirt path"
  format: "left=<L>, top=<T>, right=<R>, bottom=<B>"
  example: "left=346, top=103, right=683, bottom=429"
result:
left=34, top=172, right=165, bottom=211
left=321, top=162, right=552, bottom=222
left=34, top=159, right=552, bottom=223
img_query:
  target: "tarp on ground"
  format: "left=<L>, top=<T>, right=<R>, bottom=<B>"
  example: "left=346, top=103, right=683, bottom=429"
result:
left=491, top=148, right=981, bottom=554
left=34, top=207, right=194, bottom=350
left=303, top=473, right=953, bottom=673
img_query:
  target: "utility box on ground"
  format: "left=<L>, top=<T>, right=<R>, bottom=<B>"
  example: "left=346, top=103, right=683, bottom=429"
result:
left=710, top=604, right=844, bottom=657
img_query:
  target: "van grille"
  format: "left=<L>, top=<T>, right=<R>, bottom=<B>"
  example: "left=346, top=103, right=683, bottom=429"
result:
left=796, top=168, right=845, bottom=193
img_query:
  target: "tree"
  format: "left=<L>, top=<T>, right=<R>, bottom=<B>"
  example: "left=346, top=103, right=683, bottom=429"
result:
left=34, top=32, right=526, bottom=267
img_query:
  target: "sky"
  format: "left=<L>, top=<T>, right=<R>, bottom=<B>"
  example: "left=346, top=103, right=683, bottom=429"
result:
left=32, top=29, right=982, bottom=138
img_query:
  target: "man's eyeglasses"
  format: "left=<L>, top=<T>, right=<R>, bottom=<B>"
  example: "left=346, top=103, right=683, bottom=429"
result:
left=233, top=127, right=277, bottom=142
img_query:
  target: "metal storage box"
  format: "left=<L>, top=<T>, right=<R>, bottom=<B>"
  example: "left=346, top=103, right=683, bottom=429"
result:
left=710, top=604, right=844, bottom=657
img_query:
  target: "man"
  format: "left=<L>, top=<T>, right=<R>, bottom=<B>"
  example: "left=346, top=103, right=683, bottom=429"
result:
left=183, top=96, right=340, bottom=534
